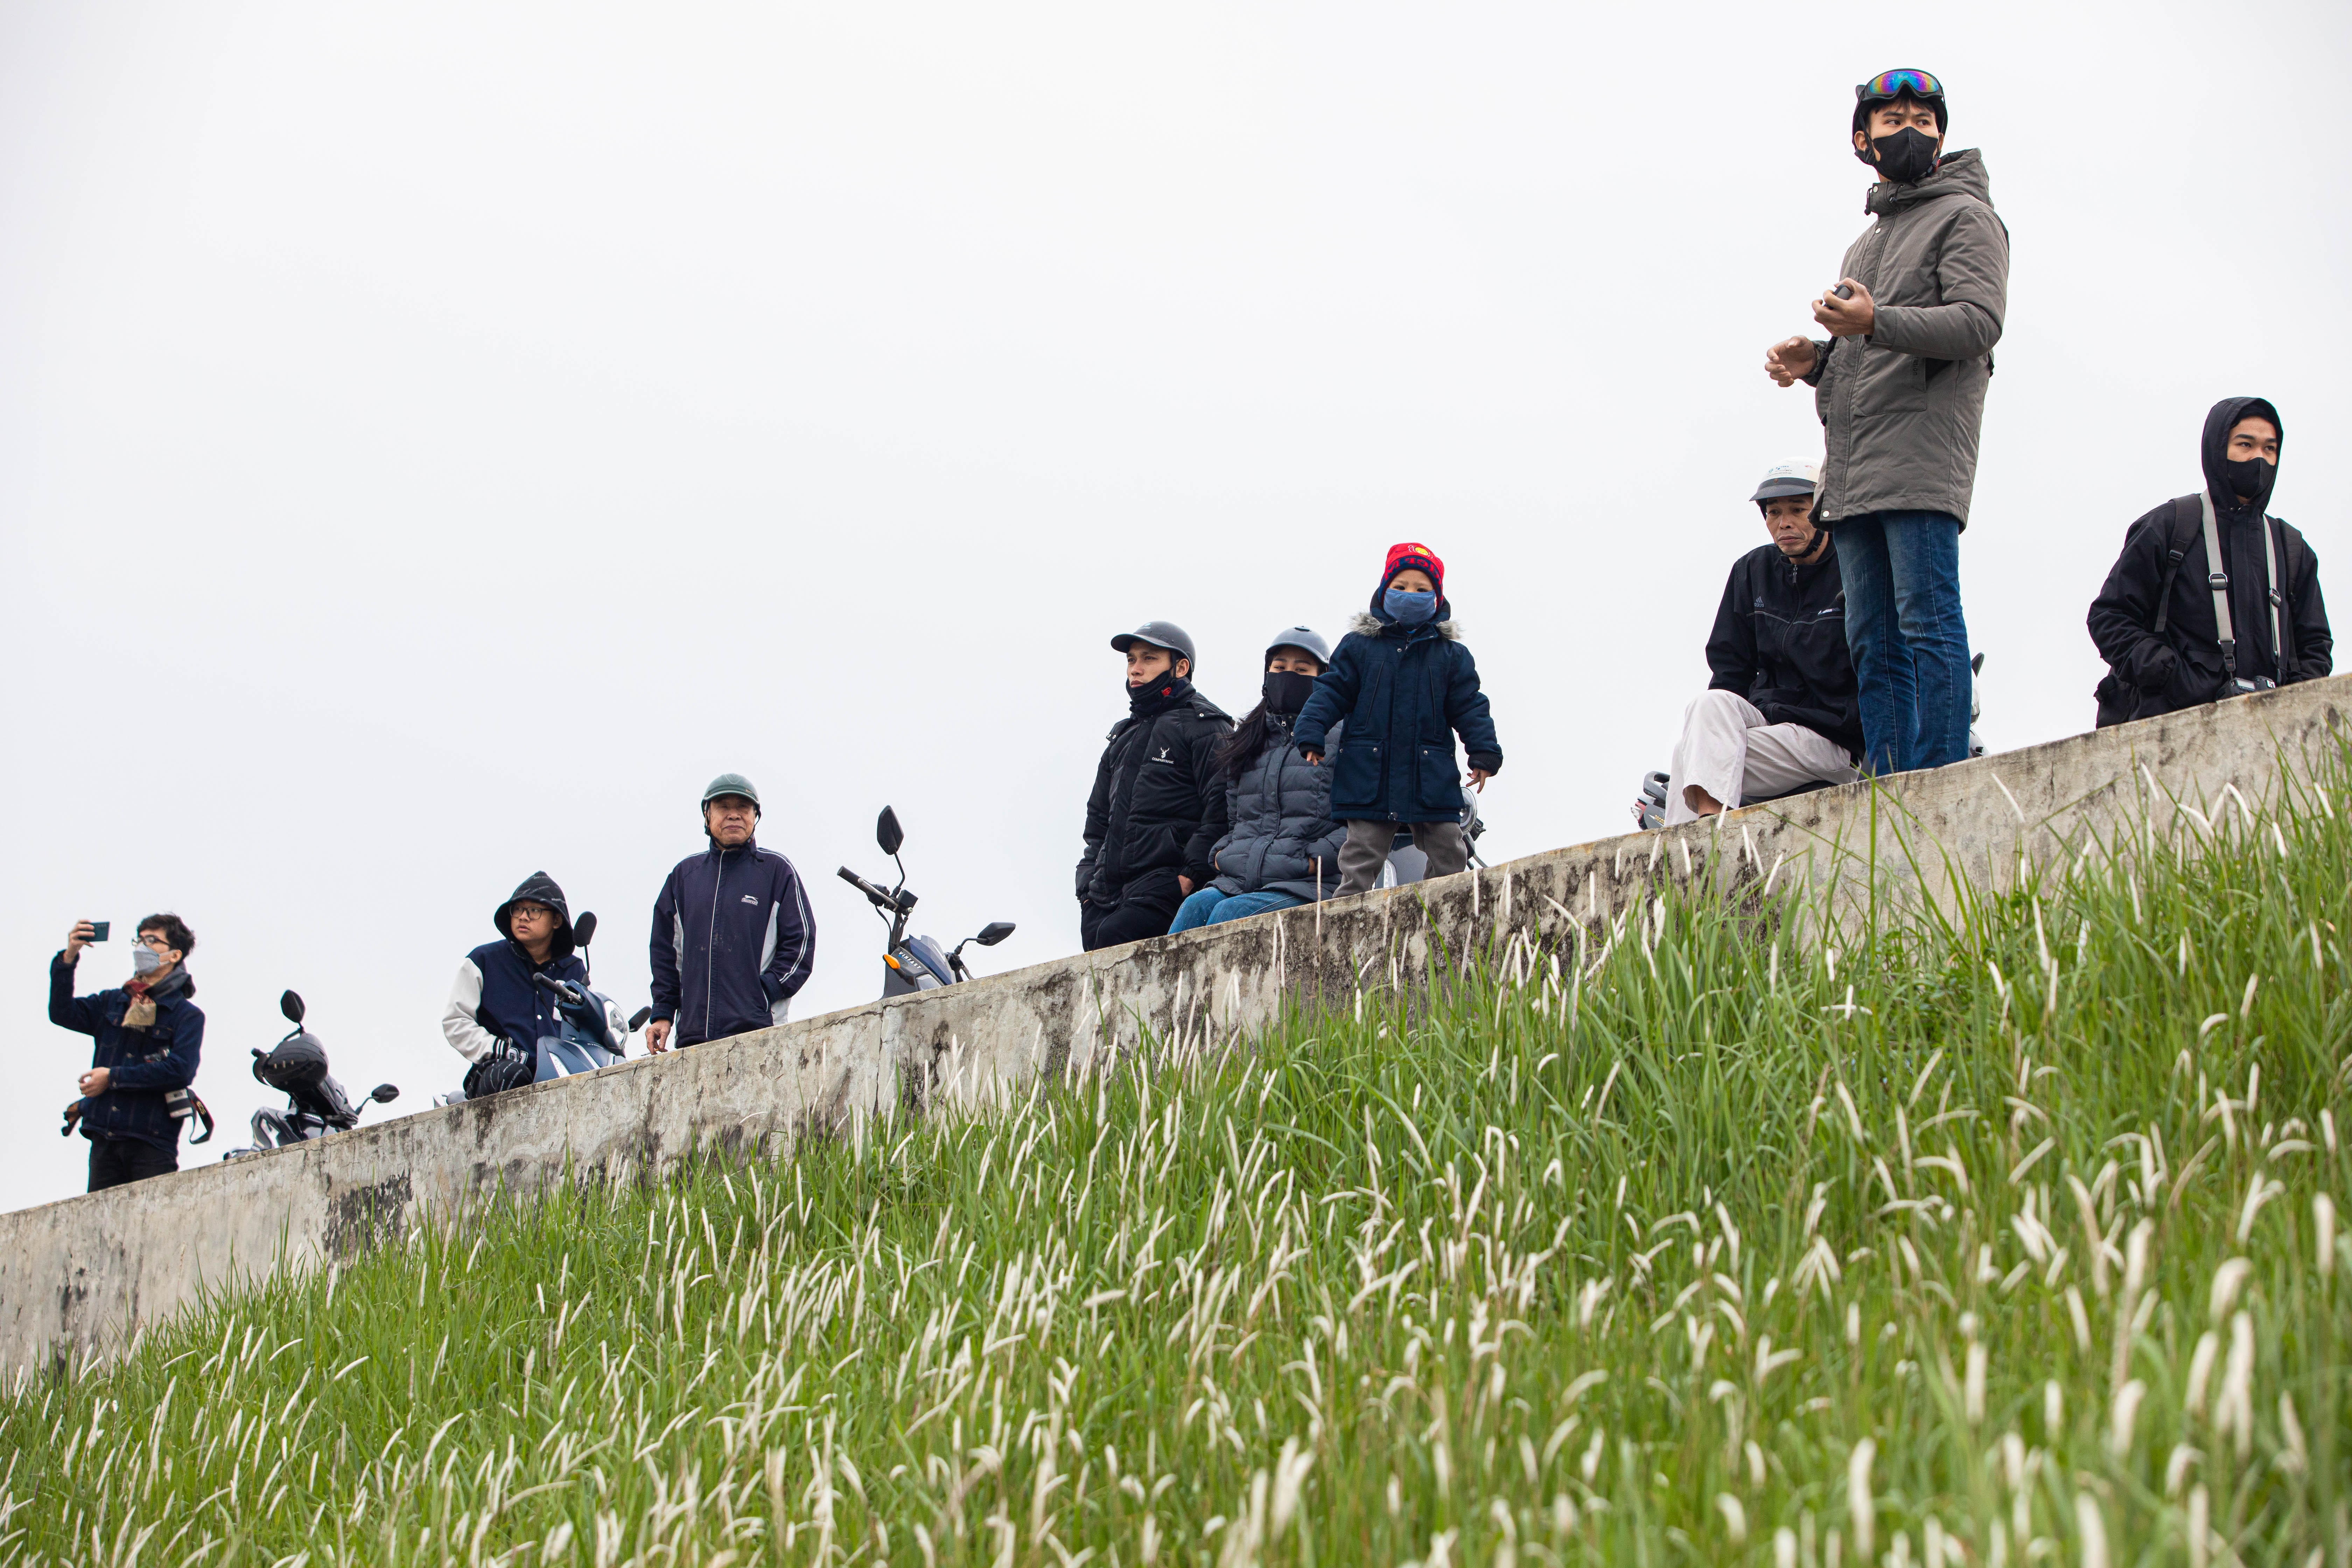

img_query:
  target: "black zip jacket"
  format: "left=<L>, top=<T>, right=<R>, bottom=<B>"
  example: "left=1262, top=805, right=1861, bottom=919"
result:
left=2088, top=396, right=2331, bottom=722
left=51, top=954, right=204, bottom=1152
left=648, top=838, right=816, bottom=1047
left=1706, top=536, right=1863, bottom=761
left=1078, top=677, right=1232, bottom=909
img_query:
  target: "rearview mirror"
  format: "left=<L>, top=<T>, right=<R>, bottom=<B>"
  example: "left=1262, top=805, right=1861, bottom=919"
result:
left=370, top=1084, right=400, bottom=1103
left=573, top=911, right=598, bottom=948
left=876, top=806, right=904, bottom=857
left=280, top=990, right=306, bottom=1026
left=976, top=922, right=1015, bottom=946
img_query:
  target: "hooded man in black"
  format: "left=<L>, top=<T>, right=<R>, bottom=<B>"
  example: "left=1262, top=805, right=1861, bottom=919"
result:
left=2088, top=396, right=2330, bottom=724
left=1078, top=621, right=1232, bottom=951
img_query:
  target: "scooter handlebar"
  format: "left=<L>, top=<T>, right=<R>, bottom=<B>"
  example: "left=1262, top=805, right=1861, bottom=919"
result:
left=837, top=866, right=897, bottom=910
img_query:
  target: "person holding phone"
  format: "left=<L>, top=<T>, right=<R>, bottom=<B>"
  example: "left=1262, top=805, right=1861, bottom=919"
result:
left=1762, top=69, right=2005, bottom=777
left=50, top=914, right=205, bottom=1192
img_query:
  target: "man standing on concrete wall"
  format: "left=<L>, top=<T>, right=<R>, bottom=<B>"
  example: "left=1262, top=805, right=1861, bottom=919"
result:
left=50, top=914, right=205, bottom=1192
left=645, top=774, right=816, bottom=1052
left=1764, top=68, right=2005, bottom=777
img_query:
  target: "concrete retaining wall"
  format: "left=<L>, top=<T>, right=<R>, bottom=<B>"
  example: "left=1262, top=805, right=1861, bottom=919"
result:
left=5, top=679, right=2347, bottom=1378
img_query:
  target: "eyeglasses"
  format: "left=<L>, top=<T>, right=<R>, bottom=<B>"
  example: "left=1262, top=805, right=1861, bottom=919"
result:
left=1856, top=69, right=1944, bottom=104
left=135, top=933, right=172, bottom=952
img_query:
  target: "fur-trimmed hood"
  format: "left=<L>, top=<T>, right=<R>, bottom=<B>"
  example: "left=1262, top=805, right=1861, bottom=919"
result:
left=1350, top=610, right=1465, bottom=640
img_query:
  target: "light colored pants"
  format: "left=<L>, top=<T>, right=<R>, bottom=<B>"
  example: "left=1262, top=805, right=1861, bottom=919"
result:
left=1337, top=817, right=1468, bottom=894
left=1663, top=690, right=1858, bottom=825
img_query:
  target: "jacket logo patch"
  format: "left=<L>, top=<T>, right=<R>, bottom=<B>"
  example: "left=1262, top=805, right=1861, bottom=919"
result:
left=740, top=895, right=760, bottom=905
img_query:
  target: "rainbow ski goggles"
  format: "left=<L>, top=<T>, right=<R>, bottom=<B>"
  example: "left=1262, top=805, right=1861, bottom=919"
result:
left=1855, top=68, right=1944, bottom=105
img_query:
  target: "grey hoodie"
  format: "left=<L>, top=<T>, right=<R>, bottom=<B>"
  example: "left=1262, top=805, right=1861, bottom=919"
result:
left=1805, top=148, right=2009, bottom=526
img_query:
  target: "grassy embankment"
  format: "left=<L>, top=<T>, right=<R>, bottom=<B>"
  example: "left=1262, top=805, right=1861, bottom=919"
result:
left=7, top=757, right=2352, bottom=1568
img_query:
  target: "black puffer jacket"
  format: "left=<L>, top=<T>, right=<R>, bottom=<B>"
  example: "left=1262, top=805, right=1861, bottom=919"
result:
left=2088, top=396, right=2331, bottom=723
left=1079, top=677, right=1232, bottom=909
left=1211, top=713, right=1347, bottom=902
left=1706, top=536, right=1863, bottom=761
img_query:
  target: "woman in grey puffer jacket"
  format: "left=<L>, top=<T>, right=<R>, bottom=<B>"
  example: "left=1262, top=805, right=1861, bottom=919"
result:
left=1169, top=627, right=1347, bottom=933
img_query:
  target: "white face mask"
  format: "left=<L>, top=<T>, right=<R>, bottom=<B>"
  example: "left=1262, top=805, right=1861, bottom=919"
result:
left=131, top=945, right=163, bottom=978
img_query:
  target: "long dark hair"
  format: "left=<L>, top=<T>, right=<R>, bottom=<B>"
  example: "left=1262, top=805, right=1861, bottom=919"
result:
left=1213, top=702, right=1271, bottom=780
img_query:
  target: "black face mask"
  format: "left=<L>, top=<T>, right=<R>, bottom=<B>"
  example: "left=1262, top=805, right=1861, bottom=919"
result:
left=1262, top=670, right=1318, bottom=715
left=1128, top=667, right=1185, bottom=712
left=2223, top=456, right=2276, bottom=509
left=1867, top=127, right=1940, bottom=184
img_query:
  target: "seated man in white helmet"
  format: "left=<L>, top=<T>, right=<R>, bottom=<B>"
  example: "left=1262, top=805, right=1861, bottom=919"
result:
left=1660, top=462, right=1863, bottom=824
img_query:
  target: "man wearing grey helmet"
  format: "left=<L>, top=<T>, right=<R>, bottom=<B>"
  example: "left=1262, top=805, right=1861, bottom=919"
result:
left=1658, top=462, right=1862, bottom=825
left=645, top=773, right=815, bottom=1051
left=1078, top=621, right=1233, bottom=951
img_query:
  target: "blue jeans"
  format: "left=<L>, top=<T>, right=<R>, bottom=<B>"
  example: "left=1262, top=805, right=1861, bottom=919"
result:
left=1834, top=510, right=1972, bottom=775
left=1168, top=888, right=1307, bottom=933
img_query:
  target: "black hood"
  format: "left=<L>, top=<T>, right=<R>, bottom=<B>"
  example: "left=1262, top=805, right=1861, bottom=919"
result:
left=2201, top=395, right=2282, bottom=517
left=493, top=870, right=575, bottom=959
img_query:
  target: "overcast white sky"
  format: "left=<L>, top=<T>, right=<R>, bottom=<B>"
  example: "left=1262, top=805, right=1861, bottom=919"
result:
left=3, top=1, right=2346, bottom=1210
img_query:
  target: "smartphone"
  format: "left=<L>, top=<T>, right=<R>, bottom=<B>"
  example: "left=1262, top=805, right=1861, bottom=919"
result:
left=87, top=921, right=110, bottom=942
left=1833, top=283, right=1854, bottom=300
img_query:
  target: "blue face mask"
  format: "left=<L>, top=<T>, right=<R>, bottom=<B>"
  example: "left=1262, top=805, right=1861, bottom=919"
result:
left=1383, top=588, right=1438, bottom=624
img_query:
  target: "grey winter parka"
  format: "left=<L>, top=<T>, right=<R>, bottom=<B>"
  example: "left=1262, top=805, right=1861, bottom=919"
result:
left=1210, top=713, right=1348, bottom=902
left=1805, top=149, right=2009, bottom=526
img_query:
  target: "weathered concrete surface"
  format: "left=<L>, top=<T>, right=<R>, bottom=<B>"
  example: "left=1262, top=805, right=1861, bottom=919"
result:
left=5, top=678, right=2347, bottom=1377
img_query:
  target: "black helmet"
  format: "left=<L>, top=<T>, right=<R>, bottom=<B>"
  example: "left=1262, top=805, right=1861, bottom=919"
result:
left=1851, top=67, right=1947, bottom=135
left=252, top=1032, right=330, bottom=1092
left=464, top=1044, right=536, bottom=1100
left=1110, top=621, right=1196, bottom=666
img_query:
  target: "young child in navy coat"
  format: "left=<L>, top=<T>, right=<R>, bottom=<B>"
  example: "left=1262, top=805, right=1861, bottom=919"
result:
left=1293, top=542, right=1502, bottom=894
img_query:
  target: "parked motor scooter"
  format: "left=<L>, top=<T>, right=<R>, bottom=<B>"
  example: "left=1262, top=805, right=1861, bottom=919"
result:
left=838, top=806, right=1015, bottom=996
left=1632, top=654, right=1987, bottom=830
left=224, top=990, right=400, bottom=1155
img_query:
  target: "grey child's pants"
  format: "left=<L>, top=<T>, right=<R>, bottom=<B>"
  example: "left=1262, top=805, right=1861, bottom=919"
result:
left=1336, top=818, right=1469, bottom=895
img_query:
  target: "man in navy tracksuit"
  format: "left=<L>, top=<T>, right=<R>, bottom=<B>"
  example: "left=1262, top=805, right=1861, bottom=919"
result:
left=645, top=773, right=817, bottom=1051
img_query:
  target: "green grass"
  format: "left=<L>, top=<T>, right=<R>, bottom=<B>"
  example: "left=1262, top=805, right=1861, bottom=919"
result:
left=9, top=757, right=2352, bottom=1568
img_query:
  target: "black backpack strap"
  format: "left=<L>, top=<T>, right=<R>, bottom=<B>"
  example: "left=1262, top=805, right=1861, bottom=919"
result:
left=2272, top=516, right=2305, bottom=675
left=2151, top=494, right=2202, bottom=636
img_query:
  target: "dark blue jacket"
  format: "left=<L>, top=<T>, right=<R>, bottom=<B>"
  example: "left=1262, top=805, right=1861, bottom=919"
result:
left=50, top=954, right=205, bottom=1152
left=441, top=940, right=591, bottom=1065
left=1293, top=606, right=1503, bottom=824
left=649, top=839, right=816, bottom=1047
